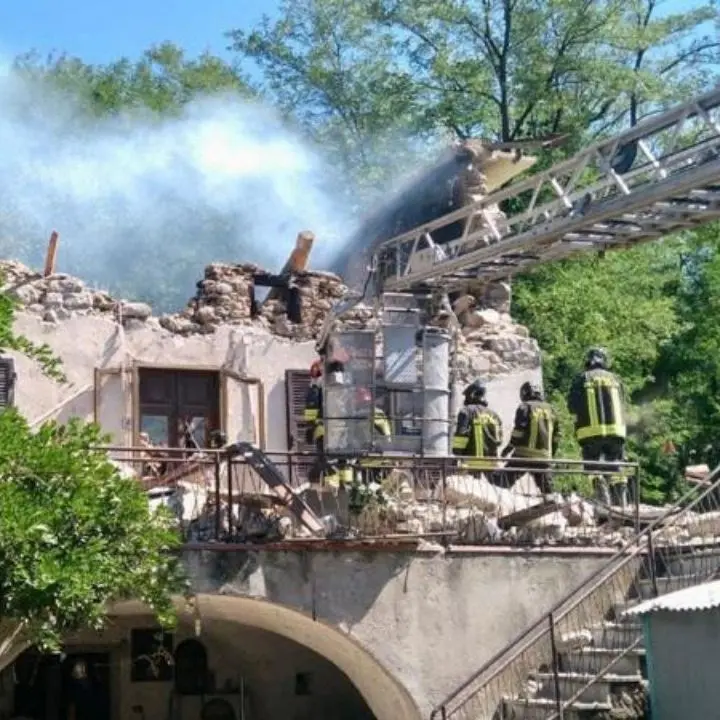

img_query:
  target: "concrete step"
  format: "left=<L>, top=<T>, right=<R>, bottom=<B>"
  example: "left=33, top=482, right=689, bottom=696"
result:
left=591, top=621, right=643, bottom=648
left=503, top=696, right=612, bottom=720
left=560, top=647, right=646, bottom=676
left=533, top=671, right=644, bottom=705
left=635, top=574, right=698, bottom=599
left=610, top=601, right=642, bottom=621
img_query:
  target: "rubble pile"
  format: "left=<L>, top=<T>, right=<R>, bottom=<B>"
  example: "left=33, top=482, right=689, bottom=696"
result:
left=1, top=260, right=147, bottom=324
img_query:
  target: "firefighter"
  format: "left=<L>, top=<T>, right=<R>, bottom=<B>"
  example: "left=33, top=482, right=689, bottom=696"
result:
left=452, top=380, right=503, bottom=471
left=502, top=381, right=559, bottom=494
left=303, top=359, right=351, bottom=489
left=568, top=347, right=628, bottom=508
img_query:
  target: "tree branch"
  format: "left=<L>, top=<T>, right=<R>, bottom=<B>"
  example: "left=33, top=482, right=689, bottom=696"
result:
left=660, top=42, right=720, bottom=75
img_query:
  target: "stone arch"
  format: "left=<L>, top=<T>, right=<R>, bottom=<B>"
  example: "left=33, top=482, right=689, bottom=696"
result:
left=194, top=593, right=422, bottom=720
left=112, top=594, right=422, bottom=720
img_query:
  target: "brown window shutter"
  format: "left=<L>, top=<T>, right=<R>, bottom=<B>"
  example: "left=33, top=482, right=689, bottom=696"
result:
left=285, top=369, right=313, bottom=452
left=0, top=357, right=16, bottom=408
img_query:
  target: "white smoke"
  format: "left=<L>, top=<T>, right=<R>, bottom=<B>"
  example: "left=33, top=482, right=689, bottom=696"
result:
left=0, top=64, right=350, bottom=310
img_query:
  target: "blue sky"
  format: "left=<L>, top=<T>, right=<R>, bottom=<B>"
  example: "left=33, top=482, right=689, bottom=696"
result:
left=0, top=0, right=279, bottom=64
left=0, top=0, right=705, bottom=67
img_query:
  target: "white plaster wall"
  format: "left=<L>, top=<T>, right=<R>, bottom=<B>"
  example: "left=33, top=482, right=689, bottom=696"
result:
left=9, top=312, right=317, bottom=451
left=10, top=310, right=543, bottom=454
left=186, top=547, right=617, bottom=717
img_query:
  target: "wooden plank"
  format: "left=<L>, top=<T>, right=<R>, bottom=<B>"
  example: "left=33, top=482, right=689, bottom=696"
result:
left=284, top=230, right=315, bottom=274
left=498, top=501, right=562, bottom=529
left=43, top=230, right=59, bottom=277
left=261, top=231, right=316, bottom=309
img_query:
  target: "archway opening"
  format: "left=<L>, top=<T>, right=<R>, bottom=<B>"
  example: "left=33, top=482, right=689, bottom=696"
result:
left=2, top=595, right=421, bottom=720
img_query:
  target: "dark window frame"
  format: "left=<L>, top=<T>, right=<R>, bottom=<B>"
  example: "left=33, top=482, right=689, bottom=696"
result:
left=130, top=628, right=174, bottom=683
left=138, top=368, right=220, bottom=449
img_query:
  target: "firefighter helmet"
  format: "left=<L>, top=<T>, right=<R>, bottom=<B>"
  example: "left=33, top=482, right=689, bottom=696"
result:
left=585, top=346, right=609, bottom=370
left=520, top=381, right=543, bottom=402
left=463, top=379, right=487, bottom=403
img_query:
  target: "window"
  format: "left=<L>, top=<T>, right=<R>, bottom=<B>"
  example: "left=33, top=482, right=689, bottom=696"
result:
left=174, top=639, right=209, bottom=695
left=0, top=357, right=16, bottom=408
left=130, top=629, right=174, bottom=682
left=285, top=369, right=313, bottom=453
left=138, top=369, right=220, bottom=448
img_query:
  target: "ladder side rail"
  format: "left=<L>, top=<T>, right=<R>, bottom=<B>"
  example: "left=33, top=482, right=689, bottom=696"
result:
left=374, top=88, right=720, bottom=256
left=383, top=155, right=720, bottom=291
left=373, top=129, right=720, bottom=287
left=383, top=130, right=720, bottom=291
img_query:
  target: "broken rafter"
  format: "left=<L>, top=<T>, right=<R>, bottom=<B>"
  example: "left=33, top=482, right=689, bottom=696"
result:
left=261, top=230, right=315, bottom=309
left=43, top=230, right=59, bottom=278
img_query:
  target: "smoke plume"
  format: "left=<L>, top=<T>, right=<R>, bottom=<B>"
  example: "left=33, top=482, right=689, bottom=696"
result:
left=0, top=64, right=350, bottom=311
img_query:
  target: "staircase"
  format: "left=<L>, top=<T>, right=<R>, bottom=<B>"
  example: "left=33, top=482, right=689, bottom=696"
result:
left=431, top=467, right=720, bottom=720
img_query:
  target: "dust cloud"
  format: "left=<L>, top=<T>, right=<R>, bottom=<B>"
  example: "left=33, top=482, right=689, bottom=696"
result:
left=0, top=64, right=350, bottom=310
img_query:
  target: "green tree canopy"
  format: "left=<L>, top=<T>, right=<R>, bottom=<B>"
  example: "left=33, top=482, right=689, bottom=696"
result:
left=0, top=288, right=182, bottom=657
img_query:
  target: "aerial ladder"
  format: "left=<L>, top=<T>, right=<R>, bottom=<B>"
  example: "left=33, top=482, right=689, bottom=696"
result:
left=318, top=85, right=720, bottom=348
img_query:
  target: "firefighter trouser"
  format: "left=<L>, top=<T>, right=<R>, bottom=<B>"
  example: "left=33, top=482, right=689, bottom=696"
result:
left=502, top=456, right=553, bottom=494
left=580, top=437, right=627, bottom=507
left=311, top=436, right=353, bottom=489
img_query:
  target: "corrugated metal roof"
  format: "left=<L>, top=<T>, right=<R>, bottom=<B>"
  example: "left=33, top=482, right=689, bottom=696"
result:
left=624, top=580, right=720, bottom=617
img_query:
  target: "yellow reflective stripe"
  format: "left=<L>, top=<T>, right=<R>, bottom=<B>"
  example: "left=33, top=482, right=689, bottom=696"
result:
left=453, top=436, right=469, bottom=450
left=586, top=383, right=599, bottom=430
left=514, top=447, right=551, bottom=459
left=576, top=423, right=626, bottom=440
left=472, top=418, right=485, bottom=458
left=528, top=412, right=538, bottom=450
left=512, top=429, right=524, bottom=439
left=313, top=422, right=324, bottom=440
left=304, top=408, right=318, bottom=421
left=462, top=459, right=500, bottom=470
left=529, top=407, right=552, bottom=451
left=610, top=385, right=624, bottom=427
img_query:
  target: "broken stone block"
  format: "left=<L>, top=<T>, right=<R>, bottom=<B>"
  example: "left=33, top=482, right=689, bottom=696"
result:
left=469, top=308, right=501, bottom=327
left=64, top=292, right=93, bottom=310
left=195, top=305, right=217, bottom=325
left=563, top=493, right=596, bottom=527
left=461, top=513, right=502, bottom=543
left=483, top=281, right=512, bottom=313
left=453, top=294, right=476, bottom=315
left=120, top=302, right=152, bottom=320
left=43, top=292, right=63, bottom=308
left=9, top=285, right=40, bottom=305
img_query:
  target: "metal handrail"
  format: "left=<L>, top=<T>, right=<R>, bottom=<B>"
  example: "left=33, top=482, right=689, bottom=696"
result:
left=430, top=462, right=720, bottom=719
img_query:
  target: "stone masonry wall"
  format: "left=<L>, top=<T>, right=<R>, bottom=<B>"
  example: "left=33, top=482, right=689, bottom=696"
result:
left=1, top=259, right=540, bottom=375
